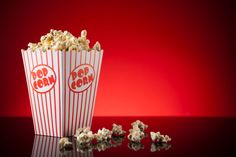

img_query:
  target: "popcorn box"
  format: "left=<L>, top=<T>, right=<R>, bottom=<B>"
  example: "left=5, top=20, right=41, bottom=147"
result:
left=22, top=50, right=103, bottom=137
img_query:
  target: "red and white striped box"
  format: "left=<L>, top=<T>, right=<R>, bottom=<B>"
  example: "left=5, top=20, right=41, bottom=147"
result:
left=22, top=50, right=103, bottom=137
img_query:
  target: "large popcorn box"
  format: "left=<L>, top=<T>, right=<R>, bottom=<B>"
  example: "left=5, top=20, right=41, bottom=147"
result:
left=32, top=135, right=93, bottom=157
left=22, top=50, right=103, bottom=137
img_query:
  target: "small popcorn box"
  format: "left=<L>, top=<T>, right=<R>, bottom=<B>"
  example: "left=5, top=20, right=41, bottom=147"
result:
left=22, top=50, right=103, bottom=137
left=32, top=135, right=94, bottom=157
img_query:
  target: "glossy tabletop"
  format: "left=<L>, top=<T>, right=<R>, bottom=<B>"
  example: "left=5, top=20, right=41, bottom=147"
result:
left=1, top=117, right=236, bottom=157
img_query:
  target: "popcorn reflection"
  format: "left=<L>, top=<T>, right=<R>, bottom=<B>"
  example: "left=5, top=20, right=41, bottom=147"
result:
left=94, top=141, right=112, bottom=152
left=150, top=142, right=171, bottom=152
left=31, top=135, right=93, bottom=157
left=112, top=136, right=125, bottom=147
left=128, top=142, right=144, bottom=151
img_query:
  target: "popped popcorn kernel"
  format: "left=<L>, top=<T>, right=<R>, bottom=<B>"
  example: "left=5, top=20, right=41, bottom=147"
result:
left=93, top=41, right=101, bottom=51
left=131, top=120, right=148, bottom=132
left=128, top=125, right=145, bottom=143
left=75, top=127, right=94, bottom=145
left=74, top=127, right=91, bottom=137
left=94, top=128, right=112, bottom=142
left=150, top=131, right=171, bottom=143
left=112, top=123, right=126, bottom=136
left=59, top=137, right=73, bottom=150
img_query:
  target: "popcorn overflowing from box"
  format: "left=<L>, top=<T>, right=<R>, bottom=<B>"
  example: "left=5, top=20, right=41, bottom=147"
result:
left=22, top=29, right=103, bottom=137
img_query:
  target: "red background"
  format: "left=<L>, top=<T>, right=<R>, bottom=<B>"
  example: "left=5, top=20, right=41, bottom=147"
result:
left=0, top=0, right=235, bottom=117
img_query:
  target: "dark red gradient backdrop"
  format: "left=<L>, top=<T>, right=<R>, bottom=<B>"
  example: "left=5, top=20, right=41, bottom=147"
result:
left=0, top=0, right=235, bottom=117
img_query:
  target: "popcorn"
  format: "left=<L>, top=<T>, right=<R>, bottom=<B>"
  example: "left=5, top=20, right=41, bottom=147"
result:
left=131, top=120, right=148, bottom=132
left=77, top=131, right=94, bottom=145
left=112, top=123, right=126, bottom=136
left=94, top=128, right=112, bottom=142
left=93, top=41, right=101, bottom=51
left=128, top=125, right=145, bottom=143
left=75, top=127, right=94, bottom=145
left=74, top=127, right=91, bottom=137
left=150, top=132, right=171, bottom=143
left=26, top=29, right=102, bottom=52
left=59, top=137, right=73, bottom=150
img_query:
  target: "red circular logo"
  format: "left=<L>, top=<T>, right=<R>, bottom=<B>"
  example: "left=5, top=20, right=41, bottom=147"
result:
left=30, top=64, right=56, bottom=93
left=68, top=64, right=95, bottom=93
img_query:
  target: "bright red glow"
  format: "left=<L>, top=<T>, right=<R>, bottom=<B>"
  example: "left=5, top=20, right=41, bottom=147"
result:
left=0, top=0, right=235, bottom=117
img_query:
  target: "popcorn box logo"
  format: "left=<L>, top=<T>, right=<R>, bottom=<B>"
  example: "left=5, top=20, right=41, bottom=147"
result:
left=68, top=64, right=95, bottom=93
left=30, top=64, right=56, bottom=93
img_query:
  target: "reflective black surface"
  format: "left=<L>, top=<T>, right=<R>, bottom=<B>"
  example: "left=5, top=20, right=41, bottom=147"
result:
left=1, top=117, right=236, bottom=157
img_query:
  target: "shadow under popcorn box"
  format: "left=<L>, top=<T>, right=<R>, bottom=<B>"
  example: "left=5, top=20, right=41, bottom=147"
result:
left=32, top=135, right=94, bottom=157
left=22, top=49, right=103, bottom=137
